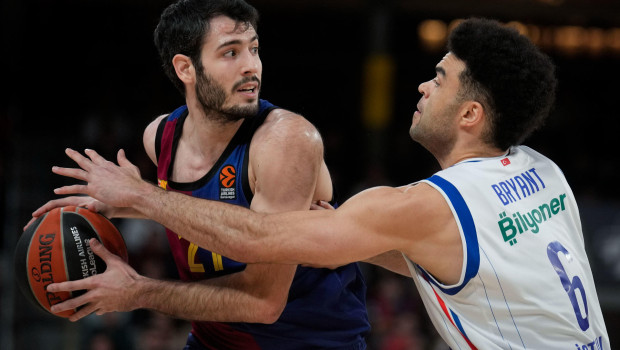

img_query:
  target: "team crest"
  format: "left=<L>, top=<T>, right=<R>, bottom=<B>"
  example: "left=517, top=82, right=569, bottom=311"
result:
left=219, top=165, right=236, bottom=200
left=158, top=179, right=168, bottom=190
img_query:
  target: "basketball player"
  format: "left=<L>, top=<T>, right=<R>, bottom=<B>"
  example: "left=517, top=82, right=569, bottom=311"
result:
left=43, top=18, right=610, bottom=348
left=33, top=0, right=370, bottom=349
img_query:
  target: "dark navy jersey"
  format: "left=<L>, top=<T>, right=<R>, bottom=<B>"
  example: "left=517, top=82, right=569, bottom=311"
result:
left=155, top=99, right=370, bottom=349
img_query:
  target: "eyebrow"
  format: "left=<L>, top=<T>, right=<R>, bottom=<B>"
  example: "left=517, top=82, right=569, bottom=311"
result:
left=435, top=66, right=446, bottom=77
left=216, top=35, right=259, bottom=51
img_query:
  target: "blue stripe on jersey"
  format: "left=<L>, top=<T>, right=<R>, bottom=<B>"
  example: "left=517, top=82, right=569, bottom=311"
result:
left=426, top=175, right=480, bottom=295
left=450, top=310, right=470, bottom=343
left=168, top=105, right=188, bottom=121
left=441, top=316, right=463, bottom=350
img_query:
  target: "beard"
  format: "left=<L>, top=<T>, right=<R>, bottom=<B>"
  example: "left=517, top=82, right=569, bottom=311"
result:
left=195, top=66, right=260, bottom=123
left=409, top=101, right=460, bottom=158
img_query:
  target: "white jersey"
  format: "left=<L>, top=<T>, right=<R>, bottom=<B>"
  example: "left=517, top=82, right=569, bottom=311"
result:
left=404, top=145, right=609, bottom=349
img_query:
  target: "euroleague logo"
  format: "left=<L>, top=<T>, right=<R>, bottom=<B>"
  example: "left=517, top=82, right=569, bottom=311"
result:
left=219, top=165, right=237, bottom=200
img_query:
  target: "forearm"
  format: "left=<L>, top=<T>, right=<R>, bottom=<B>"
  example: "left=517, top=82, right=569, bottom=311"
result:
left=129, top=181, right=389, bottom=267
left=136, top=265, right=293, bottom=323
left=130, top=182, right=267, bottom=262
left=108, top=206, right=149, bottom=220
left=136, top=278, right=253, bottom=322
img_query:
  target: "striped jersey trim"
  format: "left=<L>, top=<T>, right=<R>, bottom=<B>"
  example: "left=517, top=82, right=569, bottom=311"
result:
left=419, top=175, right=480, bottom=295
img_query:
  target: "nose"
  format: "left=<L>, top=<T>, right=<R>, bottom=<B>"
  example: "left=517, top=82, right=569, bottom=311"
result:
left=418, top=81, right=429, bottom=98
left=241, top=51, right=261, bottom=76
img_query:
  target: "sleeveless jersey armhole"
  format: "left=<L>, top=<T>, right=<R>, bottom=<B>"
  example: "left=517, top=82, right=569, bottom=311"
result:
left=418, top=175, right=480, bottom=295
left=241, top=106, right=278, bottom=204
left=154, top=115, right=168, bottom=164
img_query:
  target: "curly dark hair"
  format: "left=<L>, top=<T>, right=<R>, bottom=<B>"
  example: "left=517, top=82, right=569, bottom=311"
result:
left=154, top=0, right=259, bottom=94
left=448, top=18, right=557, bottom=150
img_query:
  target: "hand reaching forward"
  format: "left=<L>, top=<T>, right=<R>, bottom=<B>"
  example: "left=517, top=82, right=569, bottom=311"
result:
left=47, top=238, right=143, bottom=322
left=24, top=196, right=111, bottom=231
left=53, top=148, right=146, bottom=208
left=310, top=200, right=335, bottom=211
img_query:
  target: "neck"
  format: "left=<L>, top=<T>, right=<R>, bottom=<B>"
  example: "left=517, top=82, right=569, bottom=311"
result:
left=434, top=140, right=506, bottom=169
left=183, top=100, right=245, bottom=156
left=438, top=149, right=508, bottom=169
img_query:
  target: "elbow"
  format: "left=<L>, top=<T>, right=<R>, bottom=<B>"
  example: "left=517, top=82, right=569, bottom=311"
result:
left=252, top=298, right=287, bottom=324
left=226, top=242, right=264, bottom=264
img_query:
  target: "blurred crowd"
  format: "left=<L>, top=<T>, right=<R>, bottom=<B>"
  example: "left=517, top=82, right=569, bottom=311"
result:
left=3, top=1, right=620, bottom=348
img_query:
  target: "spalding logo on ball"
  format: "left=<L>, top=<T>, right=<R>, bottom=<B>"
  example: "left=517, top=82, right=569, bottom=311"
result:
left=14, top=206, right=128, bottom=318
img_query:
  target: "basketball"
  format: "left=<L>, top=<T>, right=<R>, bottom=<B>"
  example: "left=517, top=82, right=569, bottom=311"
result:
left=14, top=206, right=128, bottom=318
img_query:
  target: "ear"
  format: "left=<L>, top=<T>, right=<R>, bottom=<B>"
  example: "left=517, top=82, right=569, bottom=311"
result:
left=172, top=54, right=195, bottom=85
left=459, top=101, right=485, bottom=128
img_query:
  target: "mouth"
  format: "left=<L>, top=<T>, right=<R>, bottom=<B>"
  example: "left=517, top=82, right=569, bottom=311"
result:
left=237, top=84, right=258, bottom=94
left=234, top=78, right=261, bottom=97
left=236, top=88, right=258, bottom=98
left=412, top=102, right=423, bottom=122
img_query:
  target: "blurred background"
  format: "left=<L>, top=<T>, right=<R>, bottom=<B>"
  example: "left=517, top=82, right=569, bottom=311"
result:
left=2, top=0, right=620, bottom=349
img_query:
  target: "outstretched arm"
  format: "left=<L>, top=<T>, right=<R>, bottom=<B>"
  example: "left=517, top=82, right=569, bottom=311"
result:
left=54, top=148, right=413, bottom=266
left=52, top=111, right=458, bottom=276
left=53, top=148, right=461, bottom=282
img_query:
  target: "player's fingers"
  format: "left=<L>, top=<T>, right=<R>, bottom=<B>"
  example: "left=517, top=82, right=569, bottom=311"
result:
left=86, top=202, right=101, bottom=213
left=54, top=185, right=89, bottom=196
left=31, top=197, right=83, bottom=218
left=23, top=216, right=38, bottom=231
left=95, top=308, right=109, bottom=316
left=318, top=200, right=335, bottom=210
left=310, top=203, right=322, bottom=210
left=49, top=294, right=89, bottom=315
left=52, top=166, right=89, bottom=181
left=84, top=148, right=108, bottom=166
left=117, top=149, right=141, bottom=174
left=310, top=200, right=334, bottom=210
left=68, top=304, right=98, bottom=322
left=47, top=278, right=92, bottom=293
left=89, top=238, right=116, bottom=263
left=65, top=148, right=93, bottom=171
left=117, top=149, right=131, bottom=167
left=27, top=197, right=84, bottom=230
left=31, top=199, right=62, bottom=218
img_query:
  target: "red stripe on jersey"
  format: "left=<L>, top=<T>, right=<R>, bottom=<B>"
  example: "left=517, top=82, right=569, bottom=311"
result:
left=425, top=277, right=478, bottom=350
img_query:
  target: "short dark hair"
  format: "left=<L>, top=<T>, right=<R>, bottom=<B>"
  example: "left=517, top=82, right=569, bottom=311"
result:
left=448, top=18, right=557, bottom=149
left=154, top=0, right=259, bottom=94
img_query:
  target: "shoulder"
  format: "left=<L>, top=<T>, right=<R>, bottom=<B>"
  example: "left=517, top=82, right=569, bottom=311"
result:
left=252, top=108, right=323, bottom=154
left=144, top=114, right=169, bottom=137
left=143, top=114, right=170, bottom=165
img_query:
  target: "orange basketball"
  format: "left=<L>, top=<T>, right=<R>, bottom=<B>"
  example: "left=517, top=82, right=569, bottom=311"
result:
left=14, top=206, right=128, bottom=318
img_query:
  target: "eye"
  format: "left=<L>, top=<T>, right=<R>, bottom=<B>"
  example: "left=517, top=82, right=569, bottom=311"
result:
left=432, top=78, right=440, bottom=87
left=224, top=50, right=237, bottom=57
left=251, top=46, right=259, bottom=55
